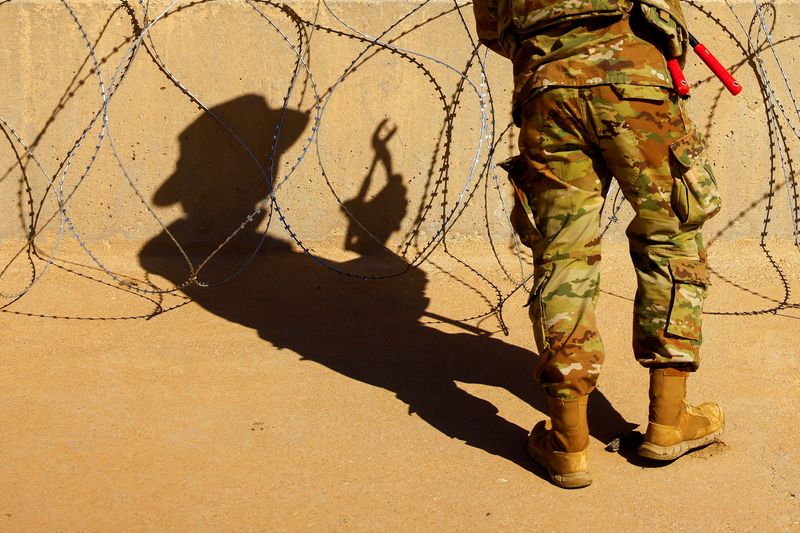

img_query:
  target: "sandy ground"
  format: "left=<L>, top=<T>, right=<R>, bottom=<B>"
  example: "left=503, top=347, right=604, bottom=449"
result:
left=2, top=239, right=800, bottom=531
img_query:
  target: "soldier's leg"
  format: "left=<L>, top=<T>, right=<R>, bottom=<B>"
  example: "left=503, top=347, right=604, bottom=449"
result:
left=517, top=87, right=612, bottom=488
left=586, top=85, right=724, bottom=459
left=586, top=85, right=720, bottom=368
left=517, top=88, right=610, bottom=401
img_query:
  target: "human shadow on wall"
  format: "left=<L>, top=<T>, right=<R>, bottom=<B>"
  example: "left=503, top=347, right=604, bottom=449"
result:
left=139, top=95, right=636, bottom=473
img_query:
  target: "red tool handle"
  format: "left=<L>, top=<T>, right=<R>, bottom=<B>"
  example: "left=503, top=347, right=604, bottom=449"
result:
left=667, top=58, right=691, bottom=96
left=689, top=35, right=743, bottom=96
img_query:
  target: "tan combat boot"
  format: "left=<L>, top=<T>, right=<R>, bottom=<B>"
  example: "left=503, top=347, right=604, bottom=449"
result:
left=638, top=368, right=725, bottom=461
left=527, top=396, right=591, bottom=489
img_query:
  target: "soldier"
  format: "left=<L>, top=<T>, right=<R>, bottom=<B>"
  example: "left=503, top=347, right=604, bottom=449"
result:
left=474, top=0, right=725, bottom=488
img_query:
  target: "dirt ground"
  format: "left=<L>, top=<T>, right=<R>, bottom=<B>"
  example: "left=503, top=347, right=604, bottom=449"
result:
left=2, top=239, right=800, bottom=531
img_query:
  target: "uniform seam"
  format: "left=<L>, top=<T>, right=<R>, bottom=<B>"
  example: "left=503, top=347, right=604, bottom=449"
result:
left=642, top=246, right=700, bottom=259
left=539, top=250, right=602, bottom=263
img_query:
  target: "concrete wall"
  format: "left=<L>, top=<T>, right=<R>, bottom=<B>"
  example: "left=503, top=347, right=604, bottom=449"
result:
left=1, top=0, right=799, bottom=258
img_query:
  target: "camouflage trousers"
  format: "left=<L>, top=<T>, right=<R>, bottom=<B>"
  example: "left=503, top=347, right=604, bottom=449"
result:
left=508, top=85, right=721, bottom=399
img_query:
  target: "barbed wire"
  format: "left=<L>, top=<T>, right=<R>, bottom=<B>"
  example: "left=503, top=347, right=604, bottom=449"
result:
left=0, top=0, right=798, bottom=327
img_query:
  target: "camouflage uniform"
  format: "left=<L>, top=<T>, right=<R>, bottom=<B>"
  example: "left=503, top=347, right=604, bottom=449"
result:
left=476, top=0, right=722, bottom=399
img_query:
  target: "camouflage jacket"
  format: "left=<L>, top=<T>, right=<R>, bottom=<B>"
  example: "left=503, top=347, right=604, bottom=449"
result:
left=473, top=0, right=689, bottom=123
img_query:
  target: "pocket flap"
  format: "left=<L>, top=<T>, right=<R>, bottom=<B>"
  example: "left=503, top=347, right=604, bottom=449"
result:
left=668, top=257, right=709, bottom=285
left=611, top=84, right=667, bottom=102
left=669, top=128, right=707, bottom=171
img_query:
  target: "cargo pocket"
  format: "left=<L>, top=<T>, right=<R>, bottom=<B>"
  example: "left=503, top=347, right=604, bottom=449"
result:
left=669, top=128, right=722, bottom=227
left=638, top=2, right=687, bottom=59
left=499, top=155, right=542, bottom=250
left=526, top=266, right=552, bottom=353
left=665, top=257, right=709, bottom=340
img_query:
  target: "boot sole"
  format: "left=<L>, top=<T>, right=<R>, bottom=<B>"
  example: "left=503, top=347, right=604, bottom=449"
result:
left=527, top=443, right=592, bottom=489
left=549, top=470, right=593, bottom=489
left=637, top=426, right=724, bottom=461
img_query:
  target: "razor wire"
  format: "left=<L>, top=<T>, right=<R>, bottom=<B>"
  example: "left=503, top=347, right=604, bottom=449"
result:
left=0, top=0, right=799, bottom=326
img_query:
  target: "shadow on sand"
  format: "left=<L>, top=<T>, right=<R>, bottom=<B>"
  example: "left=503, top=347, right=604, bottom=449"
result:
left=139, top=94, right=636, bottom=476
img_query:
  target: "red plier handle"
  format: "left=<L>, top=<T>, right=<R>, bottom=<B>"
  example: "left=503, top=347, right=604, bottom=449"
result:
left=667, top=58, right=691, bottom=96
left=689, top=34, right=743, bottom=96
left=667, top=33, right=743, bottom=97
